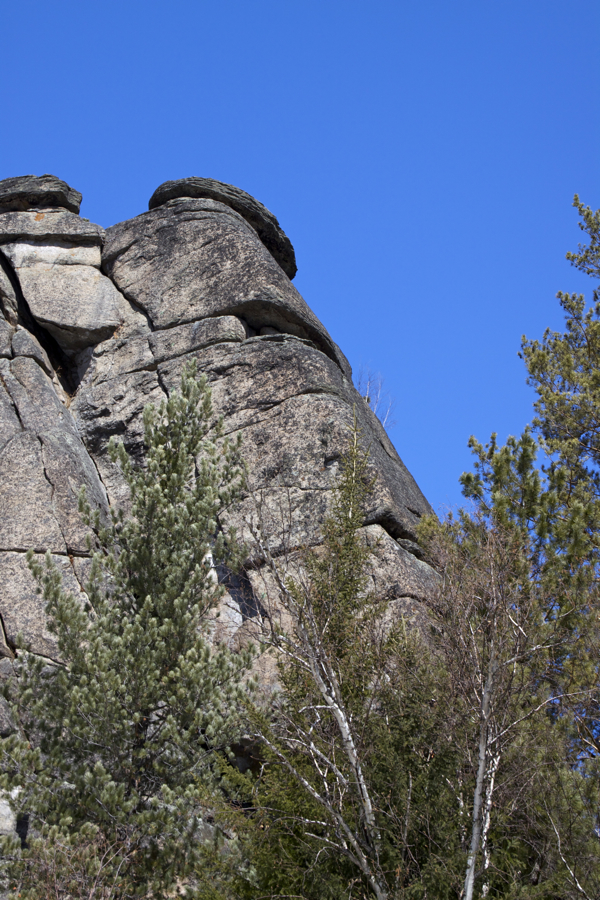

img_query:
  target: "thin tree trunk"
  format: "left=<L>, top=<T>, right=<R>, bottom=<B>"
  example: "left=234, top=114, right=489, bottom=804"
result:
left=463, top=649, right=495, bottom=900
left=480, top=750, right=501, bottom=898
left=402, top=772, right=413, bottom=860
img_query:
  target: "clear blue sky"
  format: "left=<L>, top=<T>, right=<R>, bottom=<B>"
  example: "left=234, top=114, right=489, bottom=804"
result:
left=2, top=0, right=598, bottom=512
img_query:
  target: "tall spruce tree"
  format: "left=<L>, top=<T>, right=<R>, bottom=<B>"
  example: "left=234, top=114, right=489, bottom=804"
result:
left=0, top=362, right=255, bottom=899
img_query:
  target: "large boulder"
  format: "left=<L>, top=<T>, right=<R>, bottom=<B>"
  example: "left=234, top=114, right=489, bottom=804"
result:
left=0, top=213, right=122, bottom=353
left=0, top=175, right=82, bottom=215
left=0, top=173, right=436, bottom=668
left=148, top=177, right=297, bottom=279
left=102, top=197, right=350, bottom=375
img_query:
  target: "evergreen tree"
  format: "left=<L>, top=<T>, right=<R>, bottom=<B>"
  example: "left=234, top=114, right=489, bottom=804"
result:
left=236, top=197, right=600, bottom=899
left=453, top=196, right=600, bottom=898
left=235, top=419, right=466, bottom=900
left=0, top=362, right=255, bottom=899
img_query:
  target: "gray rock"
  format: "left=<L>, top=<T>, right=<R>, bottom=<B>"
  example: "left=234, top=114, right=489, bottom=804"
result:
left=0, top=209, right=103, bottom=244
left=0, top=317, right=13, bottom=358
left=89, top=333, right=154, bottom=384
left=102, top=198, right=350, bottom=376
left=10, top=260, right=123, bottom=352
left=244, top=526, right=439, bottom=650
left=38, top=428, right=108, bottom=554
left=149, top=338, right=431, bottom=545
left=81, top=315, right=248, bottom=393
left=70, top=366, right=166, bottom=507
left=0, top=792, right=16, bottom=836
left=0, top=431, right=66, bottom=553
left=0, top=354, right=108, bottom=554
left=0, top=356, right=78, bottom=438
left=148, top=177, right=297, bottom=279
left=11, top=326, right=53, bottom=375
left=148, top=315, right=246, bottom=363
left=0, top=552, right=85, bottom=659
left=2, top=240, right=101, bottom=269
left=0, top=259, right=19, bottom=326
left=361, top=525, right=439, bottom=603
left=0, top=178, right=437, bottom=679
left=0, top=174, right=82, bottom=214
left=0, top=697, right=16, bottom=738
left=0, top=378, right=21, bottom=454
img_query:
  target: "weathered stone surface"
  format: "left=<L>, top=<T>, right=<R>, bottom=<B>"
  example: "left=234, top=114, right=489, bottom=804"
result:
left=38, top=428, right=109, bottom=554
left=0, top=792, right=16, bottom=836
left=149, top=315, right=246, bottom=363
left=0, top=318, right=13, bottom=358
left=70, top=367, right=165, bottom=507
left=102, top=198, right=351, bottom=377
left=361, top=525, right=439, bottom=602
left=11, top=326, right=52, bottom=375
left=0, top=379, right=21, bottom=454
left=0, top=357, right=108, bottom=554
left=0, top=176, right=438, bottom=681
left=9, top=260, right=123, bottom=352
left=148, top=177, right=297, bottom=279
left=0, top=431, right=66, bottom=553
left=0, top=210, right=103, bottom=244
left=0, top=698, right=15, bottom=738
left=0, top=175, right=82, bottom=215
left=0, top=259, right=19, bottom=326
left=2, top=241, right=101, bottom=269
left=88, top=333, right=155, bottom=384
left=0, top=356, right=77, bottom=437
left=0, top=552, right=85, bottom=658
left=156, top=337, right=431, bottom=543
left=72, top=331, right=432, bottom=561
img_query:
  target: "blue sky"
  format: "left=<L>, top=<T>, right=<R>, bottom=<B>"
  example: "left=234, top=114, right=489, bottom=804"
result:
left=2, top=0, right=598, bottom=512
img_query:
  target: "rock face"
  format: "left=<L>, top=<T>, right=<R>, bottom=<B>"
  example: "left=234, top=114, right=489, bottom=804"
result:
left=0, top=173, right=436, bottom=672
left=0, top=175, right=82, bottom=215
left=148, top=177, right=297, bottom=279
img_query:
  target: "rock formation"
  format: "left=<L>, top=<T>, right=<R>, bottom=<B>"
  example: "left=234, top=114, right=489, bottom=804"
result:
left=0, top=174, right=437, bottom=687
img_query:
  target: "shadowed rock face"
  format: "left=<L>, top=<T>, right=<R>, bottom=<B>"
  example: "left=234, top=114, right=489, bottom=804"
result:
left=0, top=175, right=82, bottom=215
left=0, top=174, right=435, bottom=669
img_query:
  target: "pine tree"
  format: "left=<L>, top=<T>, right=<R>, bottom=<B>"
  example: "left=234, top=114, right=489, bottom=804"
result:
left=452, top=196, right=600, bottom=899
left=0, top=361, right=255, bottom=899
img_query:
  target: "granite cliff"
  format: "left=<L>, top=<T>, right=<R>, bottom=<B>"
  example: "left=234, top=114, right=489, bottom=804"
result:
left=0, top=174, right=437, bottom=687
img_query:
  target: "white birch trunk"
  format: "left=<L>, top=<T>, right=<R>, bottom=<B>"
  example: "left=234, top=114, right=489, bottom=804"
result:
left=463, top=645, right=496, bottom=900
left=480, top=750, right=501, bottom=898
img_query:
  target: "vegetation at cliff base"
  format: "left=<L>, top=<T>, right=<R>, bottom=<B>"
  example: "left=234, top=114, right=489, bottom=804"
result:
left=1, top=197, right=600, bottom=899
left=0, top=362, right=254, bottom=898
left=231, top=196, right=600, bottom=899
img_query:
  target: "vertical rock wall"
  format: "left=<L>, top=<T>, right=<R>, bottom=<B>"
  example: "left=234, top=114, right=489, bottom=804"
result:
left=0, top=174, right=437, bottom=671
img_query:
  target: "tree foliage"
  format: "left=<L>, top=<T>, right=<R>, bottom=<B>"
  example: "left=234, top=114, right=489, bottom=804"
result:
left=239, top=197, right=600, bottom=899
left=235, top=419, right=467, bottom=900
left=0, top=362, right=255, bottom=899
left=451, top=195, right=600, bottom=898
left=2, top=197, right=600, bottom=900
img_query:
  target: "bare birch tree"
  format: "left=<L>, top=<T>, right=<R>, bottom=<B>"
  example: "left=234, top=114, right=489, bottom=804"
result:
left=245, top=421, right=393, bottom=900
left=238, top=419, right=465, bottom=900
left=355, top=367, right=396, bottom=431
left=421, top=512, right=577, bottom=900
